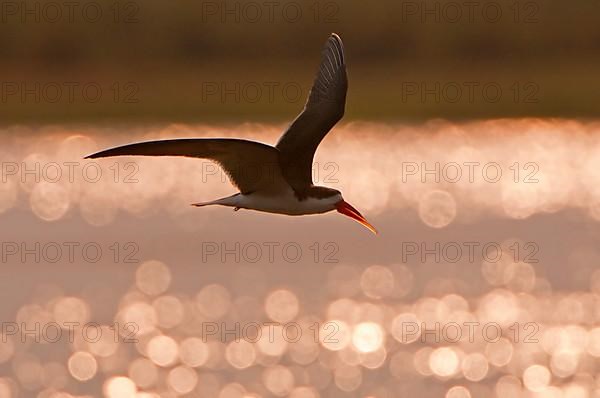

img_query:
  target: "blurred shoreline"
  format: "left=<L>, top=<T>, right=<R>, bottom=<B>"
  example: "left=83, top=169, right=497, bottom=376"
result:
left=1, top=60, right=600, bottom=125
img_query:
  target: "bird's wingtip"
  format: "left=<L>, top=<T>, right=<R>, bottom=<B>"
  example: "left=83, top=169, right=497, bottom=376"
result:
left=84, top=152, right=101, bottom=159
left=85, top=150, right=107, bottom=159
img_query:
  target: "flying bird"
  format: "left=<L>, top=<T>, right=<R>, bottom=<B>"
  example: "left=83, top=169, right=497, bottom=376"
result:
left=86, top=33, right=377, bottom=234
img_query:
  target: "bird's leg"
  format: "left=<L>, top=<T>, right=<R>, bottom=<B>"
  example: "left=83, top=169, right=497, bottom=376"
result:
left=234, top=207, right=240, bottom=211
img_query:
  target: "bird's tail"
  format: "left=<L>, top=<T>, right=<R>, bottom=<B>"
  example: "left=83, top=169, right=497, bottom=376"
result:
left=191, top=193, right=240, bottom=208
left=190, top=200, right=217, bottom=207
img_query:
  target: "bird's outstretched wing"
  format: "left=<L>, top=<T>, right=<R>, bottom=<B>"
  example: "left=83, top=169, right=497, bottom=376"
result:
left=85, top=138, right=286, bottom=194
left=276, top=33, right=347, bottom=192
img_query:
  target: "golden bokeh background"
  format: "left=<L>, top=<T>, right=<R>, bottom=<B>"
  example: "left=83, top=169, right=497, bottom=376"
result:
left=2, top=1, right=599, bottom=395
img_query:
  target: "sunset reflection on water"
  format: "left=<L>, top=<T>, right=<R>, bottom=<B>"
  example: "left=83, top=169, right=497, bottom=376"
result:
left=1, top=120, right=600, bottom=397
left=2, top=119, right=600, bottom=225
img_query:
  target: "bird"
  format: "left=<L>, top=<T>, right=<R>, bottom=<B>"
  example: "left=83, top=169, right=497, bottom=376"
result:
left=85, top=33, right=377, bottom=234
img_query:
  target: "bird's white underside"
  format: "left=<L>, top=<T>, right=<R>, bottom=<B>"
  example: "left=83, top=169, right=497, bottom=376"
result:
left=204, top=188, right=342, bottom=216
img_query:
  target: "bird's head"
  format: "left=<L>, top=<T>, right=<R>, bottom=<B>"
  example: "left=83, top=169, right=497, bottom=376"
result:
left=317, top=188, right=377, bottom=234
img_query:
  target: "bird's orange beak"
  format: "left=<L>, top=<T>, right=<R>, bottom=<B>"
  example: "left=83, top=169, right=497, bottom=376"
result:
left=335, top=200, right=378, bottom=234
